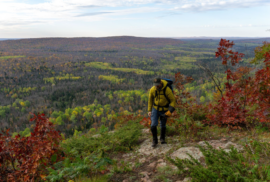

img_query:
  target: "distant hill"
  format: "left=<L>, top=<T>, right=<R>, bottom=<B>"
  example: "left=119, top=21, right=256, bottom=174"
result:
left=170, top=37, right=270, bottom=41
left=0, top=38, right=21, bottom=41
left=1, top=36, right=269, bottom=42
left=234, top=38, right=270, bottom=44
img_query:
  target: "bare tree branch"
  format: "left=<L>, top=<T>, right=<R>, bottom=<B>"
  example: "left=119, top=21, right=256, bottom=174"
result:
left=195, top=62, right=223, bottom=97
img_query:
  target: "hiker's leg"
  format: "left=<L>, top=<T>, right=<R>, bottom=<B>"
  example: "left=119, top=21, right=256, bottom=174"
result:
left=159, top=110, right=167, bottom=128
left=150, top=107, right=158, bottom=127
left=150, top=108, right=158, bottom=147
left=160, top=111, right=167, bottom=144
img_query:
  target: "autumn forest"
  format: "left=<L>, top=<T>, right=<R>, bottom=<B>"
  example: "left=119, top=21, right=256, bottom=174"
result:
left=0, top=36, right=268, bottom=138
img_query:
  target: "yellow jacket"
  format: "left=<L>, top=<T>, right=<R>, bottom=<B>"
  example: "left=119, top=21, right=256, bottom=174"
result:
left=148, top=79, right=176, bottom=112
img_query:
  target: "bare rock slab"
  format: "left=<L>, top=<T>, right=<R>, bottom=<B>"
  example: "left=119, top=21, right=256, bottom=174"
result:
left=198, top=140, right=244, bottom=152
left=175, top=178, right=192, bottom=182
left=138, top=139, right=173, bottom=156
left=140, top=171, right=152, bottom=182
left=171, top=147, right=203, bottom=161
left=183, top=177, right=192, bottom=182
left=142, top=129, right=150, bottom=134
left=147, top=161, right=157, bottom=171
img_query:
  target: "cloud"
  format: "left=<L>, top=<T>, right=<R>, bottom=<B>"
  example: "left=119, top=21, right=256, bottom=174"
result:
left=267, top=29, right=270, bottom=32
left=75, top=12, right=113, bottom=17
left=198, top=24, right=270, bottom=28
left=155, top=11, right=181, bottom=19
left=0, top=0, right=269, bottom=30
left=76, top=5, right=103, bottom=9
left=50, top=0, right=158, bottom=7
left=0, top=20, right=45, bottom=26
left=0, top=0, right=161, bottom=25
left=173, top=0, right=270, bottom=12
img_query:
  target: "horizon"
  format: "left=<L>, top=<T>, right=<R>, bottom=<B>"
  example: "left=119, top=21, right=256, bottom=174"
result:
left=0, top=0, right=270, bottom=38
left=0, top=36, right=269, bottom=40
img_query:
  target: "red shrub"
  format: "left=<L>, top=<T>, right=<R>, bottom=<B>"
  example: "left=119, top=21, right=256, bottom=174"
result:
left=206, top=39, right=270, bottom=129
left=0, top=113, right=63, bottom=182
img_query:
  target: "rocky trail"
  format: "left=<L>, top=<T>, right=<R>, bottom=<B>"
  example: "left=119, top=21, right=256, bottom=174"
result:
left=107, top=129, right=244, bottom=182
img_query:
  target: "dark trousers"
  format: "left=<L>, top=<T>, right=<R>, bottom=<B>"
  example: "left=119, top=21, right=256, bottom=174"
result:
left=150, top=107, right=167, bottom=129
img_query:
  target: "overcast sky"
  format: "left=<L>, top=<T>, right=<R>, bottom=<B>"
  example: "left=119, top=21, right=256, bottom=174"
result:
left=0, top=0, right=270, bottom=38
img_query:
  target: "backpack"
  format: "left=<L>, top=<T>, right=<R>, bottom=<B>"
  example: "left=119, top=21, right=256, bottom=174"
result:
left=154, top=78, right=174, bottom=111
left=162, top=78, right=174, bottom=94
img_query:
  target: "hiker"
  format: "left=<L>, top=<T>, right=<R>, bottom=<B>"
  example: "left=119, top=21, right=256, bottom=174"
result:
left=148, top=78, right=176, bottom=147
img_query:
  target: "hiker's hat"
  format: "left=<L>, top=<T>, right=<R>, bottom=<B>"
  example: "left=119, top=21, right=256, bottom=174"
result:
left=153, top=78, right=161, bottom=86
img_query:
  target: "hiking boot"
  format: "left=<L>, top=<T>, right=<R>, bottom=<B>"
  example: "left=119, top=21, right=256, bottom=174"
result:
left=160, top=127, right=167, bottom=144
left=152, top=140, right=158, bottom=147
left=151, top=126, right=158, bottom=147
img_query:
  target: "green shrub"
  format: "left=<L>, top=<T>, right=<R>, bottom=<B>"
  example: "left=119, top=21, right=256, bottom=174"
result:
left=110, top=159, right=133, bottom=174
left=164, top=125, right=179, bottom=136
left=46, top=152, right=112, bottom=182
left=61, top=120, right=143, bottom=157
left=74, top=175, right=109, bottom=182
left=254, top=123, right=269, bottom=132
left=166, top=141, right=270, bottom=181
left=192, top=111, right=206, bottom=121
left=48, top=120, right=142, bottom=182
left=112, top=120, right=143, bottom=151
left=244, top=139, right=270, bottom=164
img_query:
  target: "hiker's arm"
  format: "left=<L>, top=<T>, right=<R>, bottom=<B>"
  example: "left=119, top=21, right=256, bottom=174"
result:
left=148, top=88, right=154, bottom=112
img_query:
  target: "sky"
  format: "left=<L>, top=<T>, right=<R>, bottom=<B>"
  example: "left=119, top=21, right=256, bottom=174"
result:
left=0, top=0, right=270, bottom=38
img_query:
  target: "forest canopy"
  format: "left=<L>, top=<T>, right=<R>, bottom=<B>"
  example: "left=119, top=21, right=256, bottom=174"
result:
left=0, top=36, right=267, bottom=138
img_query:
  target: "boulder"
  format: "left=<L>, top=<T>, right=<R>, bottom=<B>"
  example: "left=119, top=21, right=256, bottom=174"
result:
left=91, top=131, right=115, bottom=138
left=92, top=134, right=101, bottom=138
left=109, top=131, right=115, bottom=134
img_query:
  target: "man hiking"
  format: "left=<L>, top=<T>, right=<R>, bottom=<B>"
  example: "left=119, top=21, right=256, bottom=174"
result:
left=148, top=78, right=176, bottom=148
